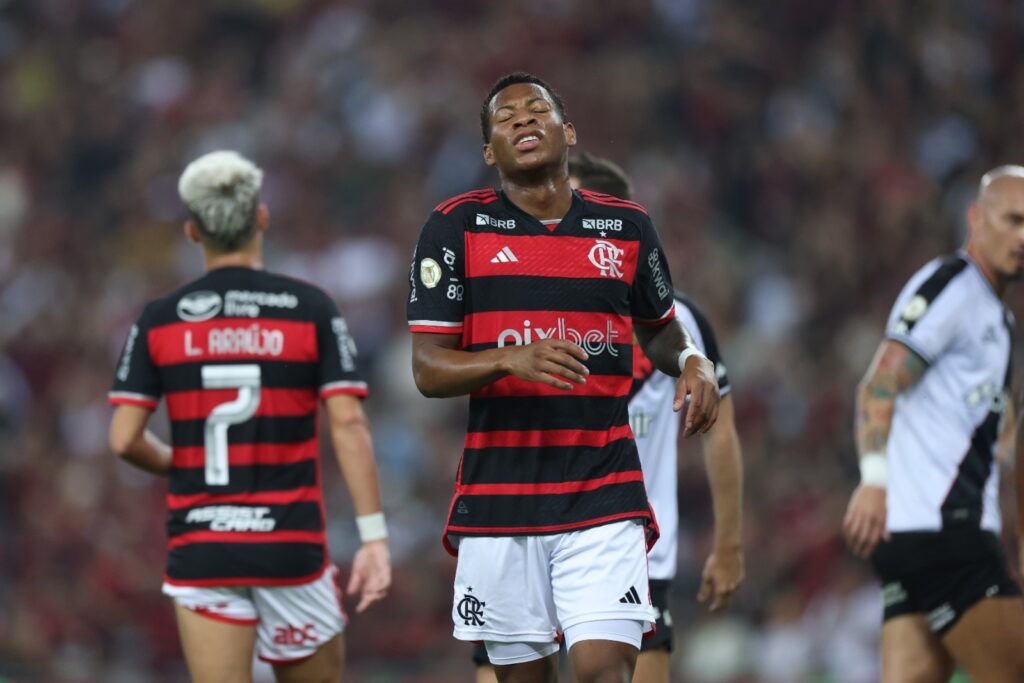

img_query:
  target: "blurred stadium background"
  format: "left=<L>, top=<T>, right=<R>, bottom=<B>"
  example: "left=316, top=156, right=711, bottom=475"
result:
left=2, top=0, right=1023, bottom=681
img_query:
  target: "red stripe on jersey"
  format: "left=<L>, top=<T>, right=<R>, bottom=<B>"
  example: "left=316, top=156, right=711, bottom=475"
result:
left=458, top=470, right=644, bottom=496
left=634, top=305, right=676, bottom=327
left=166, top=388, right=317, bottom=420
left=171, top=440, right=319, bottom=470
left=320, top=383, right=369, bottom=399
left=148, top=319, right=318, bottom=366
left=463, top=311, right=631, bottom=347
left=409, top=324, right=464, bottom=335
left=473, top=374, right=631, bottom=398
left=464, top=423, right=633, bottom=449
left=442, top=195, right=499, bottom=215
left=167, top=485, right=321, bottom=510
left=578, top=189, right=649, bottom=215
left=167, top=530, right=325, bottom=549
left=465, top=233, right=639, bottom=282
left=435, top=189, right=498, bottom=214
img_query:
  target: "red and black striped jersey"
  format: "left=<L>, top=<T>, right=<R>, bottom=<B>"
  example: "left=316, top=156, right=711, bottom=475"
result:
left=407, top=188, right=676, bottom=554
left=109, top=267, right=367, bottom=587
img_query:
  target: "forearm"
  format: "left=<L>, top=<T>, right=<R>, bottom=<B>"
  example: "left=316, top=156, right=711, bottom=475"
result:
left=636, top=319, right=694, bottom=378
left=702, top=416, right=743, bottom=550
left=413, top=343, right=509, bottom=397
left=119, top=430, right=172, bottom=476
left=330, top=415, right=384, bottom=517
left=855, top=381, right=896, bottom=458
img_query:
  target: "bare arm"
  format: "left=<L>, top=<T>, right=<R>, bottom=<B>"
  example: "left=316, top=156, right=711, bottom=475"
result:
left=696, top=394, right=744, bottom=611
left=109, top=404, right=171, bottom=475
left=325, top=394, right=390, bottom=613
left=635, top=319, right=720, bottom=436
left=844, top=340, right=928, bottom=558
left=411, top=332, right=589, bottom=398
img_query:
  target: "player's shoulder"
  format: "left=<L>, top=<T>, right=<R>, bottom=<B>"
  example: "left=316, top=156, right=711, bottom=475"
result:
left=432, top=187, right=500, bottom=217
left=576, top=189, right=650, bottom=219
left=902, top=252, right=972, bottom=305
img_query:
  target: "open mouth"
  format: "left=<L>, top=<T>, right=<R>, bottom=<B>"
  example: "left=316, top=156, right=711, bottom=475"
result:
left=513, top=132, right=542, bottom=152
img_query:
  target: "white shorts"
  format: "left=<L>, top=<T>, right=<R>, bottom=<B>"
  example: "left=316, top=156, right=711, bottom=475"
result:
left=452, top=520, right=656, bottom=645
left=163, top=565, right=347, bottom=663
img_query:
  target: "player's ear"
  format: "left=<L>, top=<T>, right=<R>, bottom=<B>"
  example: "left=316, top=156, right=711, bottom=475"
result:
left=256, top=204, right=269, bottom=233
left=184, top=220, right=201, bottom=244
left=564, top=122, right=577, bottom=147
left=966, top=202, right=981, bottom=241
left=482, top=143, right=496, bottom=167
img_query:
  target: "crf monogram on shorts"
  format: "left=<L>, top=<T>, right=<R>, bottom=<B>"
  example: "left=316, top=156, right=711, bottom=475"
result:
left=457, top=589, right=486, bottom=626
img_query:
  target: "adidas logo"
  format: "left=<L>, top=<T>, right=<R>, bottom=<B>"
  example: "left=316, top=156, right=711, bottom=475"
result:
left=490, top=247, right=518, bottom=263
left=619, top=586, right=642, bottom=605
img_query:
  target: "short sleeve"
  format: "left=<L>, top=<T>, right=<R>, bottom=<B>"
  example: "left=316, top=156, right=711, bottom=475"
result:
left=109, top=305, right=162, bottom=409
left=314, top=293, right=369, bottom=399
left=885, top=260, right=967, bottom=365
left=407, top=211, right=466, bottom=335
left=631, top=216, right=675, bottom=326
left=677, top=297, right=731, bottom=395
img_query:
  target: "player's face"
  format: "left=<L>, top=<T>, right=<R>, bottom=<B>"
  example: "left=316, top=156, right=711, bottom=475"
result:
left=970, top=176, right=1024, bottom=282
left=483, top=83, right=576, bottom=175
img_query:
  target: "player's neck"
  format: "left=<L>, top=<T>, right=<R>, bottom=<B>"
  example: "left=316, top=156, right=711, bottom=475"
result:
left=203, top=248, right=263, bottom=272
left=965, top=244, right=1007, bottom=298
left=500, top=173, right=573, bottom=222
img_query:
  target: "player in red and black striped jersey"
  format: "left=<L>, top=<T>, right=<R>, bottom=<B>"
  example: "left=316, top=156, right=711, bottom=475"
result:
left=408, top=73, right=720, bottom=683
left=109, top=151, right=390, bottom=682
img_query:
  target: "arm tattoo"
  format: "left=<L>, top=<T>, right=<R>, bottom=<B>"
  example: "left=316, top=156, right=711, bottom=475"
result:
left=856, top=341, right=927, bottom=456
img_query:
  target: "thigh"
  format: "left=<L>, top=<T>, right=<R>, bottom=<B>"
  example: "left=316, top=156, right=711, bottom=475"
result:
left=453, top=535, right=558, bottom=644
left=252, top=565, right=347, bottom=665
left=569, top=637, right=639, bottom=683
left=551, top=520, right=656, bottom=632
left=944, top=596, right=1024, bottom=682
left=174, top=602, right=257, bottom=683
left=272, top=633, right=344, bottom=683
left=881, top=615, right=953, bottom=683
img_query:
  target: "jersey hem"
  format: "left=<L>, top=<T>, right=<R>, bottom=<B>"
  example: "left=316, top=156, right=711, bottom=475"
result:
left=108, top=392, right=159, bottom=409
left=409, top=324, right=463, bottom=334
left=162, top=560, right=331, bottom=588
left=443, top=511, right=658, bottom=557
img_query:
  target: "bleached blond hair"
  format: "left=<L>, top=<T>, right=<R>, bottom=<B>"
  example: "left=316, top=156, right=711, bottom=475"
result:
left=178, top=150, right=263, bottom=250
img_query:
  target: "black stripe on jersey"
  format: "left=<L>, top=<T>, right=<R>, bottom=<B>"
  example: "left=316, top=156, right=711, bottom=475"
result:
left=899, top=255, right=968, bottom=334
left=167, top=542, right=324, bottom=582
left=461, top=439, right=638, bottom=484
left=167, top=502, right=323, bottom=538
left=450, top=481, right=650, bottom=532
left=940, top=320, right=1013, bottom=527
left=468, top=396, right=631, bottom=432
left=468, top=276, right=632, bottom=314
left=159, top=361, right=319, bottom=394
left=171, top=415, right=316, bottom=448
left=676, top=293, right=730, bottom=391
left=465, top=343, right=633, bottom=377
left=169, top=461, right=318, bottom=496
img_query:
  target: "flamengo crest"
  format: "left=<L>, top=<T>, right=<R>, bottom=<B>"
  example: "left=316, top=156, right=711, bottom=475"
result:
left=588, top=240, right=624, bottom=278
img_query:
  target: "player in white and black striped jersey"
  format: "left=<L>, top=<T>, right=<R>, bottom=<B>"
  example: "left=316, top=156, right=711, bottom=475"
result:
left=844, top=165, right=1024, bottom=682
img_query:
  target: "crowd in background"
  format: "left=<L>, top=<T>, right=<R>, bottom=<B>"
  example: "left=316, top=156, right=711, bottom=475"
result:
left=2, top=0, right=1023, bottom=680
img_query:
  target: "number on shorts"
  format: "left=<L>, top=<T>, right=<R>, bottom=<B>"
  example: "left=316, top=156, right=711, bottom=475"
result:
left=200, top=364, right=261, bottom=485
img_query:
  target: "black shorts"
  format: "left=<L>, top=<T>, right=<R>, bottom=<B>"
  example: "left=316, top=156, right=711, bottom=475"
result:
left=870, top=527, right=1021, bottom=636
left=470, top=578, right=675, bottom=665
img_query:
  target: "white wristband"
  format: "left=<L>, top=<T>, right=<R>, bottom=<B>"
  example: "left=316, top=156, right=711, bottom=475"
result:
left=678, top=346, right=706, bottom=373
left=859, top=453, right=888, bottom=488
left=356, top=512, right=388, bottom=542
